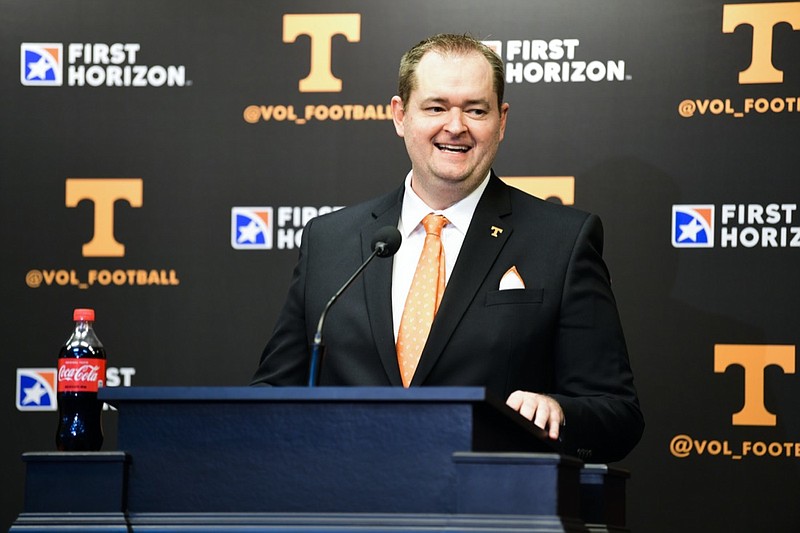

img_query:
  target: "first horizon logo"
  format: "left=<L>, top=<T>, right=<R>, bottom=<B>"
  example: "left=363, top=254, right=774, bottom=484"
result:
left=672, top=205, right=714, bottom=248
left=21, top=43, right=63, bottom=86
left=483, top=38, right=630, bottom=84
left=20, top=42, right=189, bottom=87
left=16, top=367, right=137, bottom=411
left=672, top=203, right=800, bottom=248
left=231, top=205, right=344, bottom=250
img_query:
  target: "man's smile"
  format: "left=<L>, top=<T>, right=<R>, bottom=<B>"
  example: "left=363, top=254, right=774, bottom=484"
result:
left=435, top=143, right=472, bottom=153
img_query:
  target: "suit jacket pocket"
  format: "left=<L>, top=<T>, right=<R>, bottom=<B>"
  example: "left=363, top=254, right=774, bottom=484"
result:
left=485, top=288, right=544, bottom=306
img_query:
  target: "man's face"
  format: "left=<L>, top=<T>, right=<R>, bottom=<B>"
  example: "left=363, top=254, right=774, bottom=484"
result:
left=391, top=50, right=509, bottom=209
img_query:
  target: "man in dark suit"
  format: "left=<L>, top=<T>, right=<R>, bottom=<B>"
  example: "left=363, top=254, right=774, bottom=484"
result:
left=252, top=34, right=643, bottom=463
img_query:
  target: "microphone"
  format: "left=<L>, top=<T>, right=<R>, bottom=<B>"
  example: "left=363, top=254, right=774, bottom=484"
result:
left=308, top=226, right=402, bottom=386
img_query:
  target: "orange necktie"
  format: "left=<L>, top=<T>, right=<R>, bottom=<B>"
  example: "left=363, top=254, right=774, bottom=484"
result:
left=396, top=214, right=449, bottom=387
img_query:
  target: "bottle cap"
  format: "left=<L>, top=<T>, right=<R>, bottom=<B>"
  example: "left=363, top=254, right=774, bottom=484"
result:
left=73, top=308, right=95, bottom=322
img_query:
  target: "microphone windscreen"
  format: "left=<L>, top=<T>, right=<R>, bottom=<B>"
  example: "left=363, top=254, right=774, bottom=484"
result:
left=371, top=226, right=402, bottom=257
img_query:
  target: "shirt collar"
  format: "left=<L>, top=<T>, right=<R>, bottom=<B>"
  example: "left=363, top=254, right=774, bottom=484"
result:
left=399, top=171, right=491, bottom=237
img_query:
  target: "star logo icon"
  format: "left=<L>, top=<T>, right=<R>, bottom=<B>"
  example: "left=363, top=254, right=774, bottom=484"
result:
left=22, top=381, right=48, bottom=405
left=20, top=43, right=63, bottom=86
left=231, top=207, right=273, bottom=250
left=672, top=205, right=714, bottom=248
left=677, top=218, right=704, bottom=242
left=16, top=369, right=57, bottom=411
left=237, top=220, right=263, bottom=244
left=26, top=56, right=54, bottom=81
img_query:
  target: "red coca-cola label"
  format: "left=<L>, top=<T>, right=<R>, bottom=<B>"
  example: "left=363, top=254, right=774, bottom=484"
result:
left=57, top=358, right=106, bottom=392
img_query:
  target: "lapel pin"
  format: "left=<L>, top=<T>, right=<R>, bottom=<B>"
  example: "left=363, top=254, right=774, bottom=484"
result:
left=490, top=226, right=504, bottom=238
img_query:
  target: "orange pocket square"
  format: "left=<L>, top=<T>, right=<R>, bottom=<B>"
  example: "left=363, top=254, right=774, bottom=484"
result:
left=499, top=265, right=526, bottom=290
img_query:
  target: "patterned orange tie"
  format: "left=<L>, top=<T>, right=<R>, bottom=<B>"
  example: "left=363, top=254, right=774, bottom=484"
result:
left=396, top=214, right=449, bottom=387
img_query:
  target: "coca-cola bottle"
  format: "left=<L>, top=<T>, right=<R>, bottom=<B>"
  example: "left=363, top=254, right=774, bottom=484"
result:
left=56, top=308, right=106, bottom=451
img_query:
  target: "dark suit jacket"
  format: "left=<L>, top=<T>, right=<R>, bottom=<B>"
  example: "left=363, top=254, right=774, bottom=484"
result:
left=252, top=174, right=644, bottom=463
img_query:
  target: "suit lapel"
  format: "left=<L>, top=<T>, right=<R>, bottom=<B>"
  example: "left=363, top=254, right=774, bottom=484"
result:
left=361, top=186, right=404, bottom=386
left=411, top=175, right=513, bottom=386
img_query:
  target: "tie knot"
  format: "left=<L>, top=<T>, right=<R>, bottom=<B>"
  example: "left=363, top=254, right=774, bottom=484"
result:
left=422, top=214, right=448, bottom=236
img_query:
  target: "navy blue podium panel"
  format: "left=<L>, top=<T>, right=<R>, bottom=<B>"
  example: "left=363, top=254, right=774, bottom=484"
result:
left=14, top=387, right=632, bottom=532
left=454, top=452, right=583, bottom=518
left=579, top=464, right=630, bottom=530
left=13, top=452, right=130, bottom=533
left=21, top=452, right=129, bottom=514
left=97, top=387, right=557, bottom=514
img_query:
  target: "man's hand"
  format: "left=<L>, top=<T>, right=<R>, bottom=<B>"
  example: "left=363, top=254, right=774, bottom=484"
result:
left=506, top=390, right=564, bottom=441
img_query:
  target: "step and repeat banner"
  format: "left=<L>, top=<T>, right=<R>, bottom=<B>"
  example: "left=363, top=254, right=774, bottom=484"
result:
left=2, top=0, right=798, bottom=530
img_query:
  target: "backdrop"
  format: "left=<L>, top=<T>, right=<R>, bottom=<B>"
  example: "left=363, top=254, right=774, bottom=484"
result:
left=2, top=0, right=799, bottom=530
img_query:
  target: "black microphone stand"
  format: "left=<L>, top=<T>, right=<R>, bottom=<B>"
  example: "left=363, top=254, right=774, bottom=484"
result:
left=306, top=228, right=400, bottom=387
left=307, top=248, right=381, bottom=387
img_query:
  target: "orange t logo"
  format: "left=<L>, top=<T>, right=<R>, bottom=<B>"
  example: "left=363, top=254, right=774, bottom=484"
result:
left=722, top=2, right=800, bottom=84
left=714, top=344, right=795, bottom=426
left=282, top=13, right=361, bottom=92
left=499, top=177, right=575, bottom=205
left=65, top=178, right=143, bottom=257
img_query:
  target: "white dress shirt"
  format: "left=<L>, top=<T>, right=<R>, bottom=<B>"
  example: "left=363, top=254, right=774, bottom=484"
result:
left=391, top=172, right=491, bottom=340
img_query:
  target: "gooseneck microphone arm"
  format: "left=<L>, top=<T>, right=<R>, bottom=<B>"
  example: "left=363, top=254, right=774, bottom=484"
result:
left=308, top=226, right=402, bottom=387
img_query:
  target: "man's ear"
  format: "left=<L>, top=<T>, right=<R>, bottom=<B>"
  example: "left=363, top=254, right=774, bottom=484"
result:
left=391, top=95, right=405, bottom=137
left=498, top=102, right=510, bottom=142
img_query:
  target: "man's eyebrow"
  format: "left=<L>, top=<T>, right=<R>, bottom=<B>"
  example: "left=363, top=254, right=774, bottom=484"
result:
left=419, top=96, right=492, bottom=107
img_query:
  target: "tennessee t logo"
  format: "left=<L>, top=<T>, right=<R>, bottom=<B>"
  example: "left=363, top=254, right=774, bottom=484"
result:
left=65, top=178, right=143, bottom=257
left=714, top=344, right=795, bottom=426
left=282, top=13, right=361, bottom=92
left=722, top=2, right=800, bottom=84
left=499, top=176, right=575, bottom=205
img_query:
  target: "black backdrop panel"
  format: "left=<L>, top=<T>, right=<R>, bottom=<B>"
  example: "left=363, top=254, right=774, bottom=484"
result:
left=2, top=1, right=799, bottom=530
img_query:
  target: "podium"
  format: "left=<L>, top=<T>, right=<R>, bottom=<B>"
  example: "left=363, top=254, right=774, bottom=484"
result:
left=13, top=387, right=629, bottom=532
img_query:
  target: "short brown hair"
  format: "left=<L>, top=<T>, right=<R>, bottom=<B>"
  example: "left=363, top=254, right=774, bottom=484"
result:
left=397, top=33, right=505, bottom=111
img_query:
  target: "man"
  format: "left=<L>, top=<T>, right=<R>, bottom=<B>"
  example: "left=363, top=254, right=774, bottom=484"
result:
left=252, top=34, right=643, bottom=463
